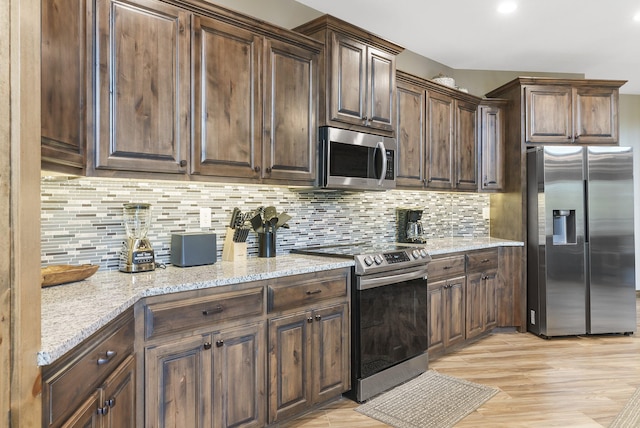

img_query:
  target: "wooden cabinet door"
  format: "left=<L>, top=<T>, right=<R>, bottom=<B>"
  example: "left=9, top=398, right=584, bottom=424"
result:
left=191, top=15, right=262, bottom=179
left=455, top=99, right=478, bottom=191
left=145, top=334, right=212, bottom=428
left=444, top=276, right=466, bottom=348
left=61, top=391, right=100, bottom=428
left=395, top=79, right=426, bottom=187
left=95, top=0, right=189, bottom=174
left=263, top=38, right=318, bottom=183
left=426, top=91, right=454, bottom=189
left=574, top=86, right=619, bottom=144
left=101, top=355, right=136, bottom=428
left=497, top=246, right=524, bottom=329
left=484, top=270, right=498, bottom=331
left=311, top=303, right=350, bottom=404
left=465, top=272, right=485, bottom=339
left=427, top=279, right=446, bottom=355
left=268, top=311, right=312, bottom=424
left=478, top=102, right=505, bottom=192
left=41, top=0, right=89, bottom=172
left=212, top=322, right=266, bottom=428
left=329, top=33, right=367, bottom=126
left=525, top=85, right=573, bottom=144
left=366, top=46, right=395, bottom=132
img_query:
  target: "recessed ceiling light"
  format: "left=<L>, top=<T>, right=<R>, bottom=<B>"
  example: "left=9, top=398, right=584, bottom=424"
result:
left=497, top=1, right=517, bottom=14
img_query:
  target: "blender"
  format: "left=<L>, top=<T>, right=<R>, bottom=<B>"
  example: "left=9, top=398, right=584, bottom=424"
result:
left=119, top=203, right=156, bottom=273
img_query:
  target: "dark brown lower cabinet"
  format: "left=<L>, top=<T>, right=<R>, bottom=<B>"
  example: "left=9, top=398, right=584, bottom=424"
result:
left=42, top=310, right=135, bottom=428
left=465, top=270, right=498, bottom=340
left=268, top=302, right=349, bottom=424
left=427, top=276, right=466, bottom=356
left=144, top=322, right=266, bottom=428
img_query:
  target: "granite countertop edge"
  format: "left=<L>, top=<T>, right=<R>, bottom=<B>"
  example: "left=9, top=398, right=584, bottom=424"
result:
left=39, top=237, right=523, bottom=366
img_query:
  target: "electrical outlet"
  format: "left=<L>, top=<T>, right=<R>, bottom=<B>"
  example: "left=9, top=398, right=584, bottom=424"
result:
left=482, top=207, right=491, bottom=220
left=199, top=207, right=211, bottom=229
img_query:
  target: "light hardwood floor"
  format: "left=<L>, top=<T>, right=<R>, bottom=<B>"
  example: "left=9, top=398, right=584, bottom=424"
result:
left=281, top=298, right=640, bottom=427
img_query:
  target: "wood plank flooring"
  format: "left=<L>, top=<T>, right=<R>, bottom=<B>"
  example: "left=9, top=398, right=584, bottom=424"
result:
left=281, top=298, right=640, bottom=427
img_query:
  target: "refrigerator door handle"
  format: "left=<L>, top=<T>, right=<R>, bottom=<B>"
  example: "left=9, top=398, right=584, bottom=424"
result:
left=583, top=179, right=589, bottom=243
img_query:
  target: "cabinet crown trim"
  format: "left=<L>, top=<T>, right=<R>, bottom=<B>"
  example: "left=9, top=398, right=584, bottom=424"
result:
left=293, top=14, right=404, bottom=55
left=486, top=76, right=627, bottom=98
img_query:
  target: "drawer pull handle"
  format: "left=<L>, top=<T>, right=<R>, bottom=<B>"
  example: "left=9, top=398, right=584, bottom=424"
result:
left=97, top=350, right=117, bottom=365
left=202, top=306, right=224, bottom=316
left=443, top=266, right=451, bottom=270
left=481, top=259, right=490, bottom=263
left=306, top=289, right=322, bottom=295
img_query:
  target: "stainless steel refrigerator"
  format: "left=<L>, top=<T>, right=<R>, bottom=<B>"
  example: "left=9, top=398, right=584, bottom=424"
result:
left=527, top=146, right=636, bottom=337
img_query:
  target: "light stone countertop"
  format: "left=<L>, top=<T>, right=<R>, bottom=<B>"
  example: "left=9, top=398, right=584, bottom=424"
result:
left=425, top=237, right=524, bottom=255
left=39, top=254, right=354, bottom=366
left=39, top=237, right=523, bottom=366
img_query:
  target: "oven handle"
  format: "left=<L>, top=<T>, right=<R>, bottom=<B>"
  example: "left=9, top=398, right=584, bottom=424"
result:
left=357, top=268, right=429, bottom=291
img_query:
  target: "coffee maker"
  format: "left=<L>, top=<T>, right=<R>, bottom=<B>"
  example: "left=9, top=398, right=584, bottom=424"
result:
left=397, top=208, right=427, bottom=244
left=119, top=203, right=156, bottom=273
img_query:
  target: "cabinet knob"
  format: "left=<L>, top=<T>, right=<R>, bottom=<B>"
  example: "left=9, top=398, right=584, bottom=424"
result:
left=265, top=167, right=272, bottom=174
left=203, top=342, right=212, bottom=350
left=307, top=317, right=314, bottom=323
left=97, top=350, right=117, bottom=365
left=254, top=166, right=261, bottom=173
left=179, top=160, right=187, bottom=167
left=315, top=315, right=322, bottom=321
left=97, top=406, right=109, bottom=416
left=106, top=398, right=116, bottom=408
left=216, top=340, right=224, bottom=347
left=202, top=306, right=224, bottom=316
left=567, top=135, right=573, bottom=140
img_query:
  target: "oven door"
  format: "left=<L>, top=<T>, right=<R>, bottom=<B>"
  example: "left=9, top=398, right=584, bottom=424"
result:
left=353, top=265, right=429, bottom=381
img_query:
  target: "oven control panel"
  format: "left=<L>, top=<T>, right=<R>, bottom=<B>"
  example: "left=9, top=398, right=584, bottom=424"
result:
left=354, top=246, right=431, bottom=274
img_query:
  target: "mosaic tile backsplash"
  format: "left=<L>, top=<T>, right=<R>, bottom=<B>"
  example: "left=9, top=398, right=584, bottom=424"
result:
left=41, top=177, right=490, bottom=270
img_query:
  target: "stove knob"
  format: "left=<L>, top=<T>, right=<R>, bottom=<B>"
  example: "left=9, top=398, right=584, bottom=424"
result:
left=412, top=249, right=420, bottom=259
left=420, top=249, right=428, bottom=258
left=373, top=255, right=383, bottom=265
left=363, top=256, right=374, bottom=266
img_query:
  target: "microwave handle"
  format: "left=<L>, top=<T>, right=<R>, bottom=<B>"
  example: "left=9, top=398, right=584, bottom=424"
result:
left=376, top=141, right=387, bottom=186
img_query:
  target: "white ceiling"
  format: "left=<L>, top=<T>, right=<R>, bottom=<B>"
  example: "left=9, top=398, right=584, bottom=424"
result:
left=295, top=0, right=640, bottom=95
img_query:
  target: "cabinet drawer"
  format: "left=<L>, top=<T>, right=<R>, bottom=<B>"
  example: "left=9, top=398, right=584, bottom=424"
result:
left=43, top=311, right=134, bottom=428
left=427, top=255, right=466, bottom=280
left=466, top=249, right=499, bottom=272
left=268, top=273, right=348, bottom=313
left=145, top=287, right=264, bottom=339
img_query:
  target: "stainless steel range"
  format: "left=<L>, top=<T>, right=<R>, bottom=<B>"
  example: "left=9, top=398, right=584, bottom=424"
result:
left=293, top=242, right=431, bottom=402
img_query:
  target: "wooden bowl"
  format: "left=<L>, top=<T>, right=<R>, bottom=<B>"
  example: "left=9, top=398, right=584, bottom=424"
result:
left=41, top=264, right=99, bottom=288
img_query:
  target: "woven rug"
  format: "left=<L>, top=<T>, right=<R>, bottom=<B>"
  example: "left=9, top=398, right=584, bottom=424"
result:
left=610, top=386, right=640, bottom=428
left=355, top=370, right=499, bottom=428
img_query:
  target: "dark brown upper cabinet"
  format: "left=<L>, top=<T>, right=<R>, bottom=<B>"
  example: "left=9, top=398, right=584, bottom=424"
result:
left=487, top=77, right=625, bottom=146
left=395, top=71, right=482, bottom=192
left=294, top=15, right=403, bottom=137
left=93, top=0, right=190, bottom=174
left=477, top=99, right=507, bottom=192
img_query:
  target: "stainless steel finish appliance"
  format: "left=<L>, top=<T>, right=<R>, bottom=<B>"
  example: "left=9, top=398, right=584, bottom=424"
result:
left=527, top=146, right=636, bottom=337
left=119, top=203, right=156, bottom=273
left=396, top=208, right=427, bottom=244
left=293, top=242, right=431, bottom=402
left=319, top=127, right=396, bottom=191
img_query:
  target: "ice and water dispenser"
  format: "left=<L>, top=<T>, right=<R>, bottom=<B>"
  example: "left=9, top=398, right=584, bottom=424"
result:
left=552, top=209, right=576, bottom=245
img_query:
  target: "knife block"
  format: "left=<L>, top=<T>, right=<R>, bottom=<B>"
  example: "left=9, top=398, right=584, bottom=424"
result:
left=222, top=227, right=247, bottom=262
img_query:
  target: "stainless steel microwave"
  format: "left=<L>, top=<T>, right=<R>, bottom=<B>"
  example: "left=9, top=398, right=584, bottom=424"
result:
left=319, top=127, right=397, bottom=191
